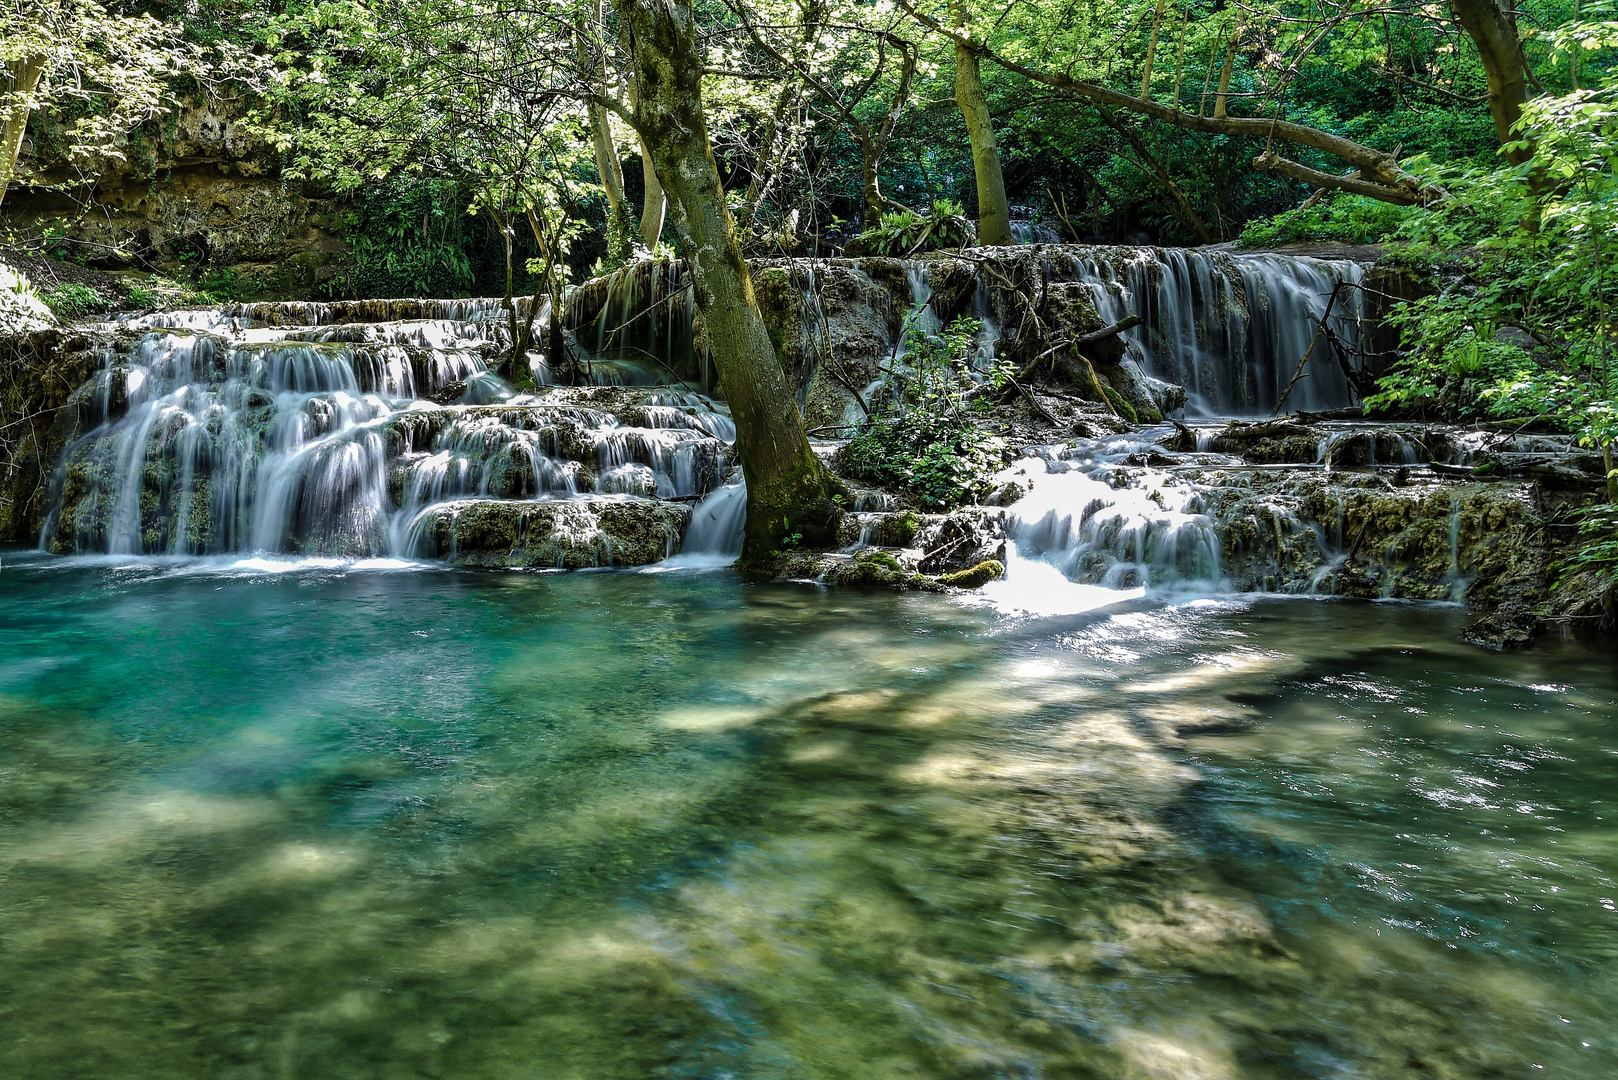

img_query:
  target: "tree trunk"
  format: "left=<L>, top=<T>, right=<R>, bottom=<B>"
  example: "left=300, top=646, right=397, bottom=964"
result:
left=638, top=146, right=666, bottom=249
left=616, top=0, right=843, bottom=563
left=1448, top=0, right=1534, bottom=164
left=626, top=78, right=667, bottom=250
left=1213, top=27, right=1237, bottom=117
left=949, top=1, right=1013, bottom=245
left=589, top=100, right=632, bottom=257
left=860, top=149, right=884, bottom=232
left=1, top=55, right=47, bottom=211
left=1139, top=0, right=1169, bottom=100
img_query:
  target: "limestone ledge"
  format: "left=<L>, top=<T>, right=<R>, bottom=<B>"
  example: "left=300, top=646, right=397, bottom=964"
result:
left=414, top=496, right=690, bottom=569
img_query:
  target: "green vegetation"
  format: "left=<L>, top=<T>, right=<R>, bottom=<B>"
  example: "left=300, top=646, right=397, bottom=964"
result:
left=1364, top=13, right=1618, bottom=512
left=1238, top=193, right=1415, bottom=248
left=855, top=199, right=974, bottom=255
left=38, top=281, right=108, bottom=318
left=841, top=316, right=1008, bottom=508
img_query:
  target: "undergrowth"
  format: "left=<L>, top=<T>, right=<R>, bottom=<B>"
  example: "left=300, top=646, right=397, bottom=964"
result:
left=838, top=315, right=1009, bottom=509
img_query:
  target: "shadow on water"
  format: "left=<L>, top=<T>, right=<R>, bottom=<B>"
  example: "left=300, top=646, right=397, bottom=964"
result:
left=0, top=550, right=1615, bottom=1078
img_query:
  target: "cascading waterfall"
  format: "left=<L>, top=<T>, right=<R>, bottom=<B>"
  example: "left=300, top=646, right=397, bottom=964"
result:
left=29, top=247, right=1394, bottom=580
left=1044, top=247, right=1365, bottom=416
left=997, top=431, right=1223, bottom=597
left=40, top=306, right=735, bottom=560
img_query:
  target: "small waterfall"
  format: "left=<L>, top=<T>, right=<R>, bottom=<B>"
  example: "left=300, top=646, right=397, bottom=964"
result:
left=1000, top=434, right=1222, bottom=593
left=677, top=481, right=747, bottom=561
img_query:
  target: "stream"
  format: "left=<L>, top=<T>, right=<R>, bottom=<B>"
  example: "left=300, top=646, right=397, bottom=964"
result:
left=1, top=552, right=1614, bottom=1078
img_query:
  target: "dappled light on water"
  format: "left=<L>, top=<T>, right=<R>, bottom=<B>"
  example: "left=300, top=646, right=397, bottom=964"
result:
left=0, top=554, right=1614, bottom=1078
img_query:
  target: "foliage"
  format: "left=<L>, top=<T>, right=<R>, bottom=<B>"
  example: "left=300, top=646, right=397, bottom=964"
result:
left=324, top=177, right=477, bottom=300
left=0, top=0, right=206, bottom=181
left=1558, top=505, right=1618, bottom=585
left=854, top=199, right=974, bottom=255
left=1367, top=12, right=1618, bottom=461
left=124, top=275, right=210, bottom=309
left=38, top=281, right=110, bottom=318
left=1237, top=192, right=1414, bottom=247
left=840, top=316, right=1008, bottom=508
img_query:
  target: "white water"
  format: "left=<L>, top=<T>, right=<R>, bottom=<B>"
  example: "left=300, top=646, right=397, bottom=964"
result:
left=1038, top=247, right=1365, bottom=415
left=42, top=309, right=735, bottom=559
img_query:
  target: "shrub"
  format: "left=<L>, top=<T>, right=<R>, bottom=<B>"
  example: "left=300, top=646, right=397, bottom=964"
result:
left=1237, top=191, right=1413, bottom=248
left=40, top=282, right=111, bottom=319
left=838, top=315, right=1009, bottom=509
left=855, top=199, right=975, bottom=256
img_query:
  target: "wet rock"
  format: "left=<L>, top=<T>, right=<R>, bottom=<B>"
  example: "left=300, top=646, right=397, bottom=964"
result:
left=418, top=496, right=689, bottom=568
left=823, top=548, right=915, bottom=586
left=750, top=260, right=903, bottom=431
left=914, top=508, right=1007, bottom=573
left=835, top=510, right=920, bottom=549
left=0, top=329, right=113, bottom=543
left=1461, top=603, right=1539, bottom=650
left=937, top=559, right=1004, bottom=588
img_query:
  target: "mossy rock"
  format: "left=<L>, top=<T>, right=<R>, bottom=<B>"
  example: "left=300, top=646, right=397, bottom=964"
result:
left=937, top=559, right=1004, bottom=589
left=1101, top=385, right=1138, bottom=424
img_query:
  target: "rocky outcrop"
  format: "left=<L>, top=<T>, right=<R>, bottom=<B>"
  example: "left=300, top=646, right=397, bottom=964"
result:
left=6, top=96, right=347, bottom=288
left=415, top=496, right=689, bottom=568
left=0, top=328, right=108, bottom=543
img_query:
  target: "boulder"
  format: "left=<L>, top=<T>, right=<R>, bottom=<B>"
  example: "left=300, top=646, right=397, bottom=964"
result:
left=418, top=496, right=689, bottom=568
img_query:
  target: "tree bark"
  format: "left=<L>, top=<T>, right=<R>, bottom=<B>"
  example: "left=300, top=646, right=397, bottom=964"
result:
left=1, top=55, right=47, bottom=211
left=589, top=99, right=632, bottom=256
left=1139, top=0, right=1169, bottom=100
left=638, top=145, right=666, bottom=249
left=616, top=0, right=843, bottom=562
left=1213, top=27, right=1237, bottom=117
left=1448, top=0, right=1534, bottom=164
left=626, top=77, right=667, bottom=249
left=949, top=0, right=1013, bottom=245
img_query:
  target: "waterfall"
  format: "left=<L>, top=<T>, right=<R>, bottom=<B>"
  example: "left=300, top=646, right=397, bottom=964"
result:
left=998, top=432, right=1223, bottom=597
left=1040, top=247, right=1365, bottom=416
left=39, top=310, right=734, bottom=559
left=27, top=245, right=1380, bottom=575
left=677, top=481, right=748, bottom=561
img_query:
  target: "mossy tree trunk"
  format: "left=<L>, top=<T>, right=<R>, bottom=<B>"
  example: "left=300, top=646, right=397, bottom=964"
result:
left=615, top=0, right=843, bottom=563
left=948, top=1, right=1012, bottom=245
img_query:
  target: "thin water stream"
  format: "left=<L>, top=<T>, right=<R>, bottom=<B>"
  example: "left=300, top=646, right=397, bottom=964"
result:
left=1, top=553, right=1613, bottom=1078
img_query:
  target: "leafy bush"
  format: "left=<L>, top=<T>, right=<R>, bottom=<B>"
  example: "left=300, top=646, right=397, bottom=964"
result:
left=40, top=282, right=112, bottom=319
left=124, top=276, right=211, bottom=310
left=197, top=267, right=268, bottom=303
left=841, top=411, right=1007, bottom=509
left=324, top=177, right=477, bottom=299
left=855, top=199, right=975, bottom=256
left=839, top=316, right=1008, bottom=509
left=1237, top=191, right=1413, bottom=248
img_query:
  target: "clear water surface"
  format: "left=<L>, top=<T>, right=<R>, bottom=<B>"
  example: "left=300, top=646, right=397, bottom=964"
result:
left=1, top=550, right=1614, bottom=1079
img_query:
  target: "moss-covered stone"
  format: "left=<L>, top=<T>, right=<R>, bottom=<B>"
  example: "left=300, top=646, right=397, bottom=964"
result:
left=420, top=496, right=689, bottom=568
left=937, top=559, right=1004, bottom=588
